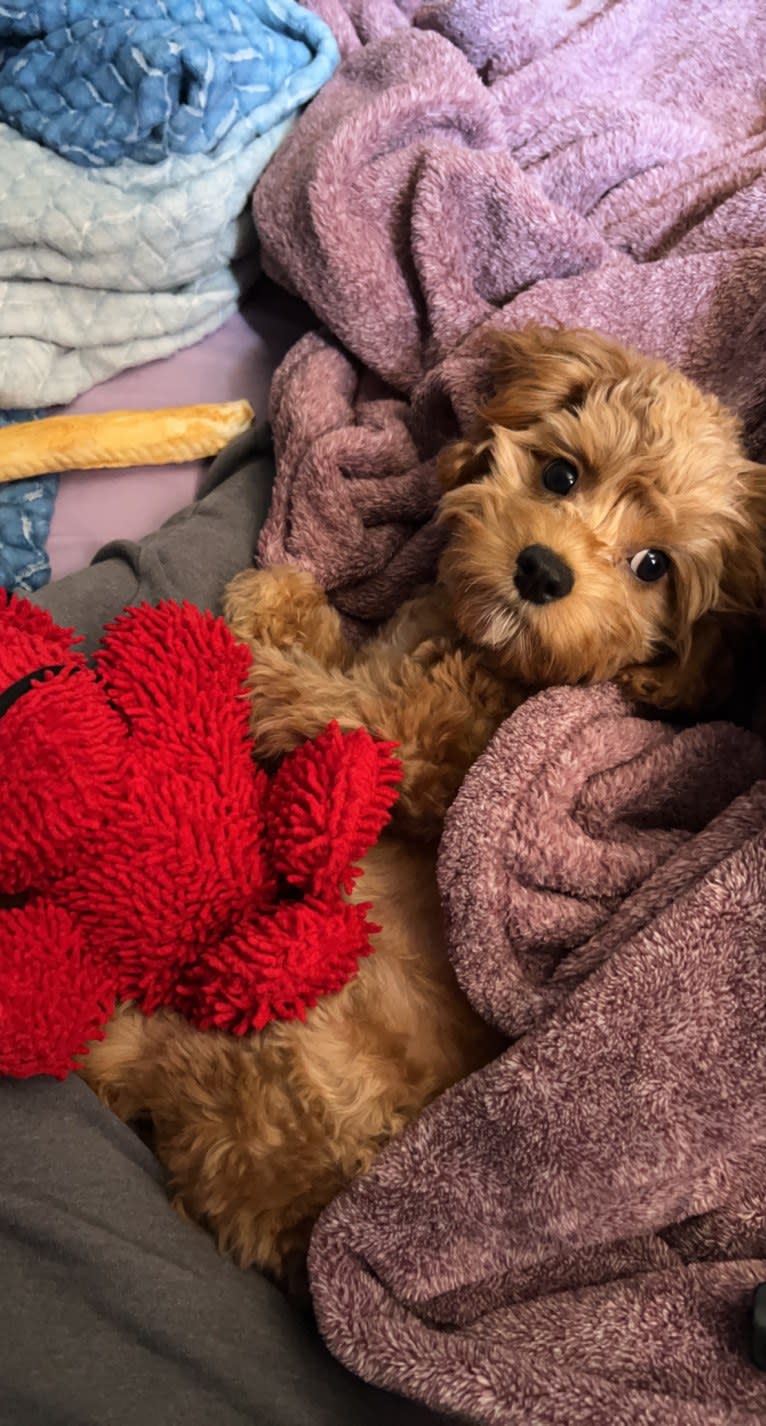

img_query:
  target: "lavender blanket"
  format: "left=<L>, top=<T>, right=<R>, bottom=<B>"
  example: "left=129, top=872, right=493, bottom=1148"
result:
left=251, top=2, right=766, bottom=1417
left=254, top=0, right=766, bottom=625
left=310, top=687, right=766, bottom=1422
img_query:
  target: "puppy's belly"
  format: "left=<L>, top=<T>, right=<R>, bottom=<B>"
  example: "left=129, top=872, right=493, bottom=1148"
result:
left=81, top=839, right=496, bottom=1274
left=347, top=839, right=496, bottom=1092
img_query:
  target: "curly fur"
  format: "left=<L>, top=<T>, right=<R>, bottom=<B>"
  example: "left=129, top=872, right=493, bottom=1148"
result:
left=81, top=328, right=766, bottom=1279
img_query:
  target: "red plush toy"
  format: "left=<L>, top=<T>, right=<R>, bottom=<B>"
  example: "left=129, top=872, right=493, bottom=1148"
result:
left=0, top=594, right=400, bottom=1080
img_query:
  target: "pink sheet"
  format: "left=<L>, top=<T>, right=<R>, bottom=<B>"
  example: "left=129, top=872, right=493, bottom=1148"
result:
left=47, top=281, right=311, bottom=582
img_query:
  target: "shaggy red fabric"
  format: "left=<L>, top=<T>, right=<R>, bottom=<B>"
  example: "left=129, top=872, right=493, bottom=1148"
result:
left=0, top=901, right=115, bottom=1081
left=0, top=594, right=400, bottom=1079
left=267, top=721, right=401, bottom=893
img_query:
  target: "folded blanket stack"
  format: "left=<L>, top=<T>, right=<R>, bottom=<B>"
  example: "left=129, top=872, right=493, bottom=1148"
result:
left=251, top=1, right=766, bottom=1417
left=0, top=0, right=338, bottom=589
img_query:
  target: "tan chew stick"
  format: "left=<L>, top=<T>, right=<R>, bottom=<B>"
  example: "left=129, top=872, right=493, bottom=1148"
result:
left=0, top=400, right=255, bottom=482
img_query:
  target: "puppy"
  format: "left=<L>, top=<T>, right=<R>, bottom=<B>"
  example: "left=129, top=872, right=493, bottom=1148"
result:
left=82, top=328, right=766, bottom=1277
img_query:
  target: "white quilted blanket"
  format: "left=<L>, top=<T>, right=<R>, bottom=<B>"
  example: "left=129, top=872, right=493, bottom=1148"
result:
left=0, top=113, right=293, bottom=407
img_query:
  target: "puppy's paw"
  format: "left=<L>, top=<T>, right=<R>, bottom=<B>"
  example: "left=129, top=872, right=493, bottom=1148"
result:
left=615, top=663, right=677, bottom=709
left=409, top=635, right=453, bottom=668
left=224, top=565, right=348, bottom=665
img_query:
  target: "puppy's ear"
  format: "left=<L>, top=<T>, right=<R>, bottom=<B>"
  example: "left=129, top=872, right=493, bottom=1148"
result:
left=440, top=325, right=638, bottom=488
left=482, top=325, right=634, bottom=430
left=437, top=435, right=492, bottom=491
left=719, top=460, right=766, bottom=610
left=622, top=481, right=766, bottom=718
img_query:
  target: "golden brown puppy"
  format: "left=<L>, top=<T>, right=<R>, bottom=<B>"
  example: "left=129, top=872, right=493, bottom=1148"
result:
left=82, top=328, right=766, bottom=1277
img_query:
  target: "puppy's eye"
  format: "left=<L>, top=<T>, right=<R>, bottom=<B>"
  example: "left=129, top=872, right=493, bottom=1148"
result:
left=542, top=458, right=578, bottom=495
left=629, top=548, right=670, bottom=583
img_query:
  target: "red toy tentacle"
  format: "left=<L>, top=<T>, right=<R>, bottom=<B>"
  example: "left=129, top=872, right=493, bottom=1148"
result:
left=96, top=603, right=254, bottom=777
left=184, top=894, right=380, bottom=1036
left=265, top=722, right=401, bottom=895
left=0, top=900, right=114, bottom=1080
left=0, top=670, right=128, bottom=894
left=0, top=591, right=84, bottom=690
left=74, top=752, right=274, bottom=1017
left=0, top=589, right=81, bottom=653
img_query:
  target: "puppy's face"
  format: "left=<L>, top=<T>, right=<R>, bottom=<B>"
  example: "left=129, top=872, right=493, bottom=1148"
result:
left=438, top=327, right=766, bottom=688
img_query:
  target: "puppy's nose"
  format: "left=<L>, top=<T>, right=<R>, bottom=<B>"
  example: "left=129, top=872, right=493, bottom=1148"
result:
left=514, top=544, right=574, bottom=604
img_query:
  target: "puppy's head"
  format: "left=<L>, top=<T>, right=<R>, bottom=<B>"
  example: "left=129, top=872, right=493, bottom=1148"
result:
left=438, top=326, right=766, bottom=691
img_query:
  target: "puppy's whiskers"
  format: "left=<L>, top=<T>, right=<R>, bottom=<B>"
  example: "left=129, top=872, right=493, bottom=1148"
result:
left=480, top=600, right=522, bottom=650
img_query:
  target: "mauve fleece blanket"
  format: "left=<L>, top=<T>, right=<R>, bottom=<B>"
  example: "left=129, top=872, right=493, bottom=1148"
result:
left=254, top=0, right=766, bottom=625
left=309, top=686, right=766, bottom=1423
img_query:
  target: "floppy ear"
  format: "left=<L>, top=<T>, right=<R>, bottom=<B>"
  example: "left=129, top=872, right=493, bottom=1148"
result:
left=438, top=324, right=634, bottom=490
left=482, top=324, right=634, bottom=431
left=619, top=479, right=758, bottom=718
left=719, top=460, right=766, bottom=608
left=437, top=435, right=493, bottom=491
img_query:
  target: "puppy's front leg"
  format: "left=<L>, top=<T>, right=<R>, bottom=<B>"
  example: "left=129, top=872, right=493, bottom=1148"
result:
left=243, top=642, right=371, bottom=755
left=224, top=566, right=353, bottom=669
left=227, top=568, right=515, bottom=836
left=246, top=642, right=514, bottom=840
left=371, top=646, right=518, bottom=837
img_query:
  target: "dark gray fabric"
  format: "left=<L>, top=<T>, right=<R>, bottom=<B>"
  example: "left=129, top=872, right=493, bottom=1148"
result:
left=30, top=423, right=275, bottom=652
left=5, top=436, right=444, bottom=1426
left=0, top=1077, right=438, bottom=1426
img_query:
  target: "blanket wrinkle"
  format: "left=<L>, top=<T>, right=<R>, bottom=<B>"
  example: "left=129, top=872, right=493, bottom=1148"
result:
left=265, top=329, right=445, bottom=620
left=307, top=0, right=412, bottom=55
left=254, top=0, right=766, bottom=622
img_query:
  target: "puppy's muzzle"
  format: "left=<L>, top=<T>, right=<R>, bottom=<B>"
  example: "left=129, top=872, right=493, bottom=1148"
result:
left=514, top=545, right=574, bottom=605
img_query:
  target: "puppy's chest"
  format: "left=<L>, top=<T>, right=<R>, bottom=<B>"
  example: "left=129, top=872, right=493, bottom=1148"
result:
left=382, top=587, right=522, bottom=721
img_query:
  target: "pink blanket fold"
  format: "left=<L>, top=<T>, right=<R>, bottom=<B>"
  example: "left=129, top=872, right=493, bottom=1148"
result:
left=309, top=686, right=766, bottom=1423
left=255, top=0, right=766, bottom=625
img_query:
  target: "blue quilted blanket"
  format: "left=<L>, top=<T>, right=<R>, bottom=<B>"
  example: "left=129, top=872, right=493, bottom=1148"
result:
left=0, top=412, right=57, bottom=593
left=0, top=0, right=338, bottom=167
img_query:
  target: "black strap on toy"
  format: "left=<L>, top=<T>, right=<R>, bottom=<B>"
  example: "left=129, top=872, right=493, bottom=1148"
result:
left=0, top=665, right=65, bottom=719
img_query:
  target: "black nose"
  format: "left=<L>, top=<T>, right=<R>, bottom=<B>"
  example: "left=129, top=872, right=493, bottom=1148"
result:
left=514, top=544, right=574, bottom=604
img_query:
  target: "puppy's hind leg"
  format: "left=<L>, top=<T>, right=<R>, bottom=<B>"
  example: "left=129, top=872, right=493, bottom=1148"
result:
left=82, top=1006, right=348, bottom=1279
